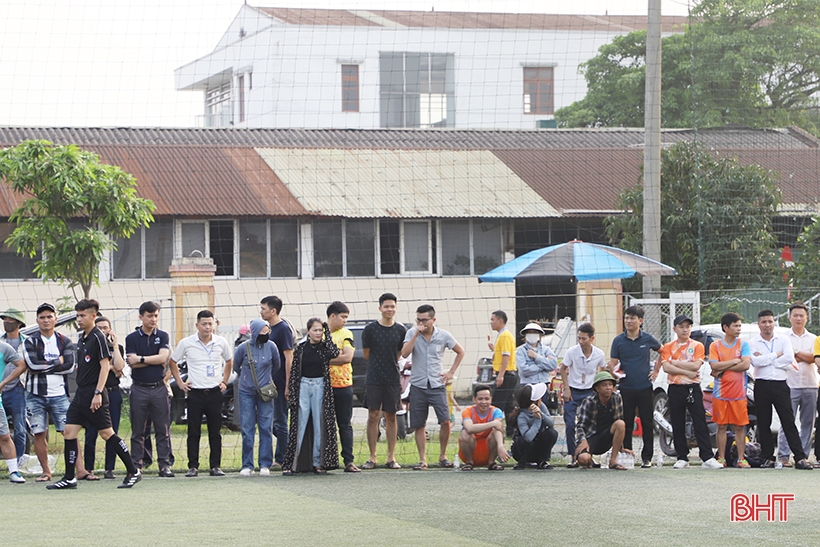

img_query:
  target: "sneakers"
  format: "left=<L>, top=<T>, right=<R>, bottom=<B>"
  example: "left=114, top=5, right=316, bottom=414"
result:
left=210, top=467, right=226, bottom=477
left=239, top=468, right=254, bottom=476
left=259, top=467, right=270, bottom=476
left=46, top=477, right=78, bottom=490
left=185, top=468, right=198, bottom=477
left=9, top=471, right=26, bottom=484
left=158, top=467, right=175, bottom=478
left=641, top=460, right=653, bottom=469
left=672, top=459, right=689, bottom=469
left=702, top=458, right=724, bottom=469
left=736, top=458, right=752, bottom=468
left=118, top=469, right=142, bottom=489
left=103, top=470, right=116, bottom=479
left=270, top=462, right=283, bottom=471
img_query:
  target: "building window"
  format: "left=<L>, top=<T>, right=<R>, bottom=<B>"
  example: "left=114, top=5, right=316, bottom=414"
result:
left=523, top=67, right=554, bottom=115
left=341, top=65, right=359, bottom=112
left=238, top=75, right=245, bottom=123
left=238, top=220, right=267, bottom=278
left=205, top=81, right=232, bottom=127
left=380, top=52, right=455, bottom=128
left=112, top=219, right=174, bottom=279
left=0, top=221, right=37, bottom=279
left=378, top=220, right=437, bottom=275
left=312, top=219, right=376, bottom=278
left=175, top=220, right=236, bottom=277
left=313, top=220, right=343, bottom=277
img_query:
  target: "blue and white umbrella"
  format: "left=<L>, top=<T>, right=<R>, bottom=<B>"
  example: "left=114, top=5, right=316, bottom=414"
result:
left=478, top=240, right=677, bottom=283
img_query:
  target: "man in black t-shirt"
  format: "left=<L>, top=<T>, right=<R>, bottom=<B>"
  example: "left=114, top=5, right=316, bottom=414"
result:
left=47, top=299, right=141, bottom=490
left=361, top=293, right=407, bottom=469
left=260, top=295, right=294, bottom=470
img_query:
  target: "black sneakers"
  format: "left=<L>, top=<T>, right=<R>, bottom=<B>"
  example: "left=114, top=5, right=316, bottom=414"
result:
left=209, top=467, right=226, bottom=477
left=118, top=469, right=142, bottom=488
left=46, top=477, right=78, bottom=490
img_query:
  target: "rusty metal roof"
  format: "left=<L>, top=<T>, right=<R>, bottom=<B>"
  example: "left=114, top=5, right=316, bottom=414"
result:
left=254, top=148, right=559, bottom=219
left=254, top=7, right=690, bottom=32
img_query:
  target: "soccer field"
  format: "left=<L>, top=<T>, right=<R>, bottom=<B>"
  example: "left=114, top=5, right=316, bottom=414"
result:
left=7, top=466, right=818, bottom=546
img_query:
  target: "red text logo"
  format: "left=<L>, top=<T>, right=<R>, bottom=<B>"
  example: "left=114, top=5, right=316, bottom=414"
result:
left=730, top=493, right=794, bottom=522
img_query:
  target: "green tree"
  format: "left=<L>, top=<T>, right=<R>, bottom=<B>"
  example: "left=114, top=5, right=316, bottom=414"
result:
left=604, top=141, right=782, bottom=292
left=791, top=216, right=820, bottom=299
left=556, top=0, right=820, bottom=133
left=0, top=140, right=155, bottom=298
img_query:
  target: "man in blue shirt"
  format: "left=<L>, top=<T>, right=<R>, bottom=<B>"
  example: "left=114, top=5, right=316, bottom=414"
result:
left=608, top=306, right=661, bottom=468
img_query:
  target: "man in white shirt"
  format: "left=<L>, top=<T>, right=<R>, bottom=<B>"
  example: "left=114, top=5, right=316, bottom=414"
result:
left=778, top=302, right=817, bottom=467
left=559, top=323, right=606, bottom=467
left=170, top=310, right=233, bottom=477
left=749, top=309, right=811, bottom=470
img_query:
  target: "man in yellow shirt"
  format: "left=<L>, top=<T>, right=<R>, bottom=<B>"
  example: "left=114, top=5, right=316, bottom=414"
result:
left=489, top=310, right=518, bottom=437
left=327, top=302, right=360, bottom=473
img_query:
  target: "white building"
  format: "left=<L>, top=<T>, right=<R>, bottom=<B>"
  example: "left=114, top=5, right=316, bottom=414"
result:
left=175, top=6, right=687, bottom=130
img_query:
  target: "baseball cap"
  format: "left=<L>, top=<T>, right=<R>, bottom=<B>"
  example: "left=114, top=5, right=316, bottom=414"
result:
left=673, top=314, right=694, bottom=327
left=36, top=302, right=57, bottom=315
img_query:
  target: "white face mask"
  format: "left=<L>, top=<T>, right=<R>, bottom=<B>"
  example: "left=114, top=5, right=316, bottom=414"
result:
left=525, top=333, right=540, bottom=345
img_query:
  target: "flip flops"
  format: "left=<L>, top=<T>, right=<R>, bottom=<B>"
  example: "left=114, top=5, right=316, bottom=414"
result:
left=361, top=460, right=376, bottom=470
left=609, top=463, right=627, bottom=471
left=412, top=462, right=428, bottom=470
left=78, top=473, right=100, bottom=481
left=461, top=462, right=474, bottom=471
left=439, top=458, right=454, bottom=468
left=488, top=462, right=504, bottom=471
left=385, top=461, right=401, bottom=469
left=36, top=474, right=52, bottom=483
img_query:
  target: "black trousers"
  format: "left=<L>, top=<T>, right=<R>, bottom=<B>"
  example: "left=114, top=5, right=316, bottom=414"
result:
left=620, top=387, right=654, bottom=462
left=668, top=384, right=714, bottom=462
left=187, top=388, right=223, bottom=469
left=493, top=371, right=519, bottom=437
left=513, top=427, right=558, bottom=464
left=754, top=379, right=805, bottom=462
left=333, top=386, right=355, bottom=466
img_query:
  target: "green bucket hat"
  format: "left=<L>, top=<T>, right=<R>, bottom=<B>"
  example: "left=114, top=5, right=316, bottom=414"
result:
left=592, top=371, right=617, bottom=388
left=0, top=308, right=26, bottom=328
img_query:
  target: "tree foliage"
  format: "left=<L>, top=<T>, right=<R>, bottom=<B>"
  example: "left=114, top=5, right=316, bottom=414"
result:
left=791, top=216, right=820, bottom=299
left=556, top=0, right=820, bottom=133
left=604, top=141, right=782, bottom=292
left=0, top=140, right=155, bottom=298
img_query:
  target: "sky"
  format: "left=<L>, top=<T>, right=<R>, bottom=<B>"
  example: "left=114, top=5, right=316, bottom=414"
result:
left=0, top=0, right=694, bottom=127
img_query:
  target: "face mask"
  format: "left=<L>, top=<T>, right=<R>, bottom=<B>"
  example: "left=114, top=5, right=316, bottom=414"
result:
left=256, top=333, right=269, bottom=344
left=525, top=333, right=540, bottom=345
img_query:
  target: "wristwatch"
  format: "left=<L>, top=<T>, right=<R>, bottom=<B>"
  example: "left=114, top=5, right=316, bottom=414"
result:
left=140, top=356, right=145, bottom=364
left=94, top=389, right=104, bottom=396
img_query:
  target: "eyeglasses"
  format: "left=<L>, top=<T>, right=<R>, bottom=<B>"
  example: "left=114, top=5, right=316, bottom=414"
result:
left=416, top=318, right=432, bottom=324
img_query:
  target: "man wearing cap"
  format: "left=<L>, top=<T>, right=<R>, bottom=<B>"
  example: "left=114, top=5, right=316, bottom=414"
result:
left=488, top=310, right=518, bottom=437
left=22, top=302, right=92, bottom=482
left=559, top=323, right=606, bottom=466
left=1, top=308, right=29, bottom=464
left=608, top=305, right=661, bottom=468
left=511, top=382, right=558, bottom=469
left=515, top=323, right=557, bottom=385
left=458, top=384, right=508, bottom=471
left=574, top=371, right=631, bottom=470
left=660, top=315, right=722, bottom=469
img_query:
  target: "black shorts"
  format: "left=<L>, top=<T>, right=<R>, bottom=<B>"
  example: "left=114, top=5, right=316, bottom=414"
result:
left=586, top=426, right=615, bottom=455
left=364, top=384, right=402, bottom=413
left=66, top=389, right=113, bottom=431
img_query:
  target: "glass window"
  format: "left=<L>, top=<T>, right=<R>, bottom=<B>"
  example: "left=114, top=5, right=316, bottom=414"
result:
left=239, top=220, right=267, bottom=278
left=113, top=230, right=141, bottom=279
left=380, top=220, right=400, bottom=275
left=380, top=52, right=454, bottom=128
left=403, top=221, right=430, bottom=272
left=523, top=67, right=554, bottom=115
left=271, top=220, right=299, bottom=278
left=145, top=220, right=173, bottom=279
left=0, top=222, right=37, bottom=279
left=341, top=65, right=359, bottom=113
left=313, top=220, right=343, bottom=277
left=473, top=220, right=503, bottom=275
left=209, top=220, right=234, bottom=277
left=441, top=220, right=471, bottom=275
left=181, top=222, right=206, bottom=258
left=346, top=220, right=375, bottom=277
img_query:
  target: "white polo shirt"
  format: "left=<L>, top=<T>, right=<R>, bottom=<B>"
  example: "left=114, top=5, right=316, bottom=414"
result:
left=562, top=344, right=606, bottom=390
left=171, top=333, right=232, bottom=389
left=786, top=328, right=818, bottom=389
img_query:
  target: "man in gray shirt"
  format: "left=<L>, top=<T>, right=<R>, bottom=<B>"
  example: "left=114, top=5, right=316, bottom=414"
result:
left=401, top=304, right=465, bottom=470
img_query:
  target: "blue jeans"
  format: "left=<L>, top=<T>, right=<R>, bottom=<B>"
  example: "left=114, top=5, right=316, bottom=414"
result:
left=297, top=377, right=324, bottom=467
left=272, top=385, right=288, bottom=465
left=2, top=384, right=27, bottom=458
left=239, top=389, right=274, bottom=470
left=564, top=387, right=593, bottom=459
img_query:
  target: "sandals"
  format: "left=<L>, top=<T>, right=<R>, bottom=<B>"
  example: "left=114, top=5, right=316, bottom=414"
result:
left=439, top=458, right=454, bottom=468
left=461, top=462, right=474, bottom=471
left=610, top=463, right=627, bottom=471
left=488, top=462, right=504, bottom=471
left=36, top=474, right=52, bottom=483
left=313, top=467, right=328, bottom=475
left=412, top=462, right=428, bottom=471
left=537, top=461, right=553, bottom=470
left=78, top=473, right=100, bottom=481
left=385, top=460, right=401, bottom=469
left=361, top=460, right=376, bottom=470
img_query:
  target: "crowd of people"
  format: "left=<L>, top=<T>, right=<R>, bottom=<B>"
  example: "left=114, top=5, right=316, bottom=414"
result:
left=2, top=295, right=820, bottom=489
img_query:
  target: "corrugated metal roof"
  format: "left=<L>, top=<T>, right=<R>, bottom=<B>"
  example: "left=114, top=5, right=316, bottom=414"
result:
left=255, top=148, right=560, bottom=219
left=0, top=145, right=307, bottom=218
left=254, top=7, right=690, bottom=32
left=1, top=127, right=814, bottom=150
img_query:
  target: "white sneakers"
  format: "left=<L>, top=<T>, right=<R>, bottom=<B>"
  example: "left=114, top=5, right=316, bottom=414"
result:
left=9, top=471, right=25, bottom=483
left=673, top=460, right=689, bottom=469
left=259, top=467, right=270, bottom=476
left=701, top=458, right=724, bottom=469
left=239, top=468, right=254, bottom=476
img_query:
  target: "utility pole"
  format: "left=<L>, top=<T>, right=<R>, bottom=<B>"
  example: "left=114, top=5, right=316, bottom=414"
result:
left=643, top=0, right=662, bottom=297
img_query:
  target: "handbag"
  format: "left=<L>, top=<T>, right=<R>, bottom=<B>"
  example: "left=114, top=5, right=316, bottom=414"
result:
left=245, top=341, right=278, bottom=402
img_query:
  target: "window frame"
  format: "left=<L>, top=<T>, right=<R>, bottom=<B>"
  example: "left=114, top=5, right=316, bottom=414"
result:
left=341, top=64, right=360, bottom=113
left=523, top=66, right=554, bottom=115
left=174, top=219, right=239, bottom=279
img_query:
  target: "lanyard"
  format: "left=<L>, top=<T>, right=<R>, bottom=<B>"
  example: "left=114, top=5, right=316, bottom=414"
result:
left=198, top=338, right=214, bottom=358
